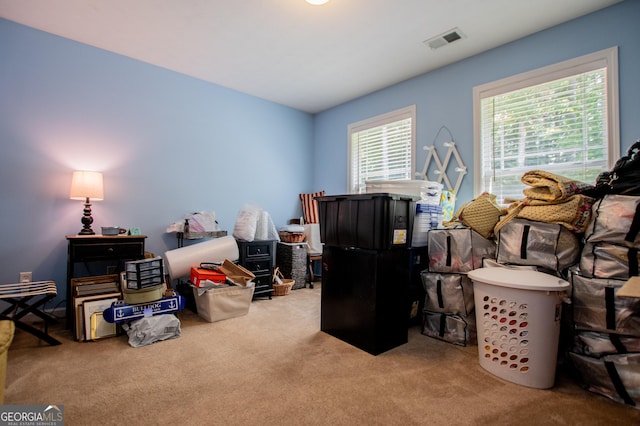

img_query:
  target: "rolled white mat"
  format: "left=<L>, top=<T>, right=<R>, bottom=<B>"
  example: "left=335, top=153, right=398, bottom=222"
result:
left=164, top=235, right=239, bottom=280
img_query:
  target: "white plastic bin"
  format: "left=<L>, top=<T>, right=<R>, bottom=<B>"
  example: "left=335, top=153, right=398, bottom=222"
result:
left=365, top=180, right=442, bottom=204
left=467, top=268, right=569, bottom=389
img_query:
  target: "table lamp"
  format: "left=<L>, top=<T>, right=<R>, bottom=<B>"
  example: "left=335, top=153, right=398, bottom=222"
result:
left=69, top=170, right=104, bottom=235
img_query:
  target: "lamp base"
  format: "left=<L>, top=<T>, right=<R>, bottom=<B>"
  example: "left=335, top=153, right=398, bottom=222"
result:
left=78, top=198, right=96, bottom=235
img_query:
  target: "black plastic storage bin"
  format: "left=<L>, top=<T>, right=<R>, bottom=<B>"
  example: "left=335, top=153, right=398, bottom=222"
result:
left=316, top=193, right=418, bottom=250
left=321, top=246, right=412, bottom=355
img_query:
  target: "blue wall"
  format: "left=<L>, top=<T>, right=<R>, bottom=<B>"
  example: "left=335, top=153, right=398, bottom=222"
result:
left=313, top=1, right=640, bottom=205
left=0, top=18, right=314, bottom=308
left=1, top=1, right=639, bottom=311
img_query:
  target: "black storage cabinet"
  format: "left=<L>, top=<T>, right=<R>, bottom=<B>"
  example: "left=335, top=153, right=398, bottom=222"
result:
left=237, top=239, right=276, bottom=299
left=317, top=193, right=419, bottom=355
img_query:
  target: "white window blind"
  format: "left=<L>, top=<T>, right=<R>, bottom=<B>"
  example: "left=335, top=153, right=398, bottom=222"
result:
left=348, top=106, right=415, bottom=193
left=474, top=47, right=619, bottom=202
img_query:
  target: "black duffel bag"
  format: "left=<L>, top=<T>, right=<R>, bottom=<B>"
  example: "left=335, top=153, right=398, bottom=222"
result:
left=583, top=139, right=640, bottom=198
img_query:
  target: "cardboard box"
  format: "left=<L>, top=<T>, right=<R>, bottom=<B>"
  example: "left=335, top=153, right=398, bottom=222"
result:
left=190, top=267, right=226, bottom=287
left=219, top=259, right=255, bottom=286
left=618, top=276, right=640, bottom=298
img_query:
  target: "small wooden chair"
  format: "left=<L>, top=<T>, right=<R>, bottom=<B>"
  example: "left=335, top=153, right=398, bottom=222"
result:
left=307, top=252, right=322, bottom=289
left=298, top=191, right=326, bottom=288
left=287, top=218, right=322, bottom=288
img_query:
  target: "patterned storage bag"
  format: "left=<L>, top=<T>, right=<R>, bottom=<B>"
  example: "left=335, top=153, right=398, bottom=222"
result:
left=421, top=272, right=474, bottom=316
left=569, top=351, right=640, bottom=408
left=572, top=330, right=640, bottom=357
left=496, top=218, right=581, bottom=275
left=427, top=227, right=496, bottom=274
left=571, top=271, right=640, bottom=337
left=580, top=242, right=640, bottom=280
left=421, top=310, right=476, bottom=346
left=584, top=194, right=640, bottom=249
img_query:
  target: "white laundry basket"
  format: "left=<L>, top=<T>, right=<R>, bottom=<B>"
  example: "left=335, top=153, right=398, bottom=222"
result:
left=467, top=268, right=570, bottom=389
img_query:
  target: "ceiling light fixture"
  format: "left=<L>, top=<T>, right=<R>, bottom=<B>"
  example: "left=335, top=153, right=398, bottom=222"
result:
left=306, top=0, right=329, bottom=5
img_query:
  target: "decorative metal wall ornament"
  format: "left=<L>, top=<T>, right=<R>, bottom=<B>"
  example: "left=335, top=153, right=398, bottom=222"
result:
left=416, top=126, right=467, bottom=194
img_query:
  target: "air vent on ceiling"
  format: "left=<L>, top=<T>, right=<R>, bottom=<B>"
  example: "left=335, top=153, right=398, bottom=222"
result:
left=424, top=28, right=465, bottom=50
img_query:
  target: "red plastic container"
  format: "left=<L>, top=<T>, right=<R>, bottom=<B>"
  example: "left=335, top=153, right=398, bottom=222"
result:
left=190, top=267, right=226, bottom=287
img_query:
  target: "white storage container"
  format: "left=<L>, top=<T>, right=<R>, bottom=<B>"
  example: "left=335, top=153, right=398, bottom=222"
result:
left=192, top=283, right=255, bottom=323
left=365, top=180, right=442, bottom=205
left=468, top=268, right=570, bottom=389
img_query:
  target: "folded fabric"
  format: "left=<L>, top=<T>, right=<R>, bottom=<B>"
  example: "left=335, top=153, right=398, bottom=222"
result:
left=495, top=194, right=595, bottom=234
left=521, top=170, right=594, bottom=202
left=494, top=170, right=596, bottom=234
left=281, top=224, right=305, bottom=233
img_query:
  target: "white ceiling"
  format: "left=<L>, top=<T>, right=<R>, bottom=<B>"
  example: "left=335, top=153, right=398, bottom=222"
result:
left=0, top=0, right=622, bottom=113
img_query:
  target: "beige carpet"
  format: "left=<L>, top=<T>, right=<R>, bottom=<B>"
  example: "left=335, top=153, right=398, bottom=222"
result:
left=5, top=284, right=639, bottom=425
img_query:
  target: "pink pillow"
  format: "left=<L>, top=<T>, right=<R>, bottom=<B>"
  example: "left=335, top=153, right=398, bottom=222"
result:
left=299, top=191, right=325, bottom=224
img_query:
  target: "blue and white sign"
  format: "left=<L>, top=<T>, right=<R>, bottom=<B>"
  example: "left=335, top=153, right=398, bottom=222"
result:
left=102, top=296, right=185, bottom=323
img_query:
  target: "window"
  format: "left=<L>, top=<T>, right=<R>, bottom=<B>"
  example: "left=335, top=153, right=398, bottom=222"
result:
left=348, top=105, right=416, bottom=193
left=473, top=47, right=619, bottom=202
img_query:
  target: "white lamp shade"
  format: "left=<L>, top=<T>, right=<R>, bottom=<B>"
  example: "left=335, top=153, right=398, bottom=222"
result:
left=70, top=170, right=104, bottom=200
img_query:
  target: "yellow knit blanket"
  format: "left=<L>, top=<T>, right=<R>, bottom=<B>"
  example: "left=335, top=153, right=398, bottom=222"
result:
left=495, top=170, right=595, bottom=233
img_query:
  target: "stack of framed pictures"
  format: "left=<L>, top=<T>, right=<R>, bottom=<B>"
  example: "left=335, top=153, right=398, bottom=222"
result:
left=71, top=274, right=122, bottom=341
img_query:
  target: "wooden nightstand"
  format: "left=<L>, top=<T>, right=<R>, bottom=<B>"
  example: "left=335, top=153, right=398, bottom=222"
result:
left=236, top=240, right=276, bottom=300
left=65, top=235, right=146, bottom=332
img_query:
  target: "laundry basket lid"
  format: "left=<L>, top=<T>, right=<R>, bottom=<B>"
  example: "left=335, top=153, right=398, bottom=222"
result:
left=468, top=267, right=569, bottom=291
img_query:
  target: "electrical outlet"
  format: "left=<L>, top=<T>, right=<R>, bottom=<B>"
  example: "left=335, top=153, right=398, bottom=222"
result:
left=19, top=272, right=32, bottom=283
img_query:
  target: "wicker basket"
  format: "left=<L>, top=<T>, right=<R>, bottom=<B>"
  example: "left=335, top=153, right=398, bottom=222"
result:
left=279, top=231, right=305, bottom=243
left=273, top=280, right=294, bottom=296
left=272, top=268, right=294, bottom=296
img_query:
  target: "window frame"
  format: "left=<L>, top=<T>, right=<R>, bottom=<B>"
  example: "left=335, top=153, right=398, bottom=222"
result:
left=347, top=105, right=416, bottom=194
left=472, top=47, right=620, bottom=199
